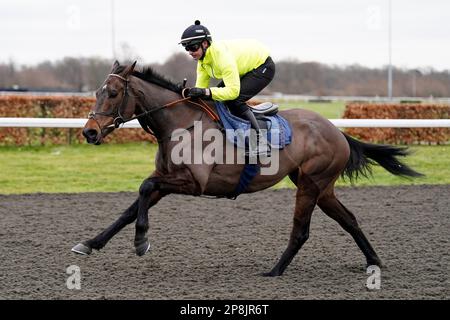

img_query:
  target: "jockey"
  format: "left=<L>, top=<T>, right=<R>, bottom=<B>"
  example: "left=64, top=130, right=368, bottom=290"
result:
left=179, top=20, right=275, bottom=156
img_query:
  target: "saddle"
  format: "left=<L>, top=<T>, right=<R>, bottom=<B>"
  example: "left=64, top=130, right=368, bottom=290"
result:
left=215, top=101, right=290, bottom=150
left=250, top=102, right=279, bottom=130
left=250, top=102, right=279, bottom=117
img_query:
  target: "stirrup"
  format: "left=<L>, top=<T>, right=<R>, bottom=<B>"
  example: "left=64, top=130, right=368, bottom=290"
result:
left=245, top=137, right=271, bottom=157
left=245, top=146, right=271, bottom=158
left=259, top=144, right=272, bottom=157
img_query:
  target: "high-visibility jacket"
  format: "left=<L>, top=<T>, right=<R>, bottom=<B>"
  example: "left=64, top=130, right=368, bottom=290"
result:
left=195, top=39, right=270, bottom=101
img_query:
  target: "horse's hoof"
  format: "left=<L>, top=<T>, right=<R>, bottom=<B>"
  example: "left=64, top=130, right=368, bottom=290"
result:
left=71, top=242, right=92, bottom=255
left=135, top=240, right=151, bottom=257
left=261, top=271, right=280, bottom=277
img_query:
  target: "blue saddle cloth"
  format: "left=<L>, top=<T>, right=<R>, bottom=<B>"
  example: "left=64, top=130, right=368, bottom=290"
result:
left=214, top=101, right=292, bottom=199
left=215, top=101, right=292, bottom=149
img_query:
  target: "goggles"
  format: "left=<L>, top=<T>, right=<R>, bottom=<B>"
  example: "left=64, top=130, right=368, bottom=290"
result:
left=184, top=43, right=201, bottom=52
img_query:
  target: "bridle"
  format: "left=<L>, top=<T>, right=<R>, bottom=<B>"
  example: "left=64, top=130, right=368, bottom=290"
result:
left=88, top=73, right=220, bottom=141
left=88, top=74, right=135, bottom=130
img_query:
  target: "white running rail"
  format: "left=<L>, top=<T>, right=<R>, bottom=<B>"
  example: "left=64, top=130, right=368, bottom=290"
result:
left=0, top=118, right=449, bottom=128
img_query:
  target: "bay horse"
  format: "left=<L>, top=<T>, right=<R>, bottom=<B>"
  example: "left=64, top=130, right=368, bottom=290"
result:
left=72, top=61, right=422, bottom=277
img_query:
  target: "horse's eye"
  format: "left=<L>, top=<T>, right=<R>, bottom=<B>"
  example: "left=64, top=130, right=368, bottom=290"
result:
left=109, top=89, right=118, bottom=98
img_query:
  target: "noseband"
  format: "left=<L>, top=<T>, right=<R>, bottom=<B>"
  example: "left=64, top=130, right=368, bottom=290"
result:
left=88, top=73, right=220, bottom=140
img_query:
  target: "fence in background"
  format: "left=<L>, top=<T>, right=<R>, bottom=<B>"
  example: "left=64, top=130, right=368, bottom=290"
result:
left=1, top=118, right=449, bottom=128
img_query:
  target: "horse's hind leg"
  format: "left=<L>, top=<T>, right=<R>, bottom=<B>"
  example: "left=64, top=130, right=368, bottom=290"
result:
left=317, top=190, right=382, bottom=267
left=263, top=174, right=320, bottom=277
left=72, top=199, right=140, bottom=255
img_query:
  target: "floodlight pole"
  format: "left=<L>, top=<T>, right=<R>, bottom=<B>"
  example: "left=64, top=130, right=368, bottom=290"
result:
left=111, top=0, right=117, bottom=60
left=388, top=0, right=393, bottom=100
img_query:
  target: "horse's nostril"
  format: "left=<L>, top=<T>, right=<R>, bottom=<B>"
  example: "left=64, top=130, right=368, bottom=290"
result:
left=83, top=128, right=98, bottom=140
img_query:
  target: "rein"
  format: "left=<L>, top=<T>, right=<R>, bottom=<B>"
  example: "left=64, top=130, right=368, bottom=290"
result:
left=88, top=73, right=220, bottom=141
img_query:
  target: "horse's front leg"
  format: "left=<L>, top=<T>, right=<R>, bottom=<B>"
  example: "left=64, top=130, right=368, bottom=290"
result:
left=134, top=168, right=202, bottom=256
left=72, top=170, right=165, bottom=256
left=72, top=198, right=140, bottom=255
left=134, top=179, right=164, bottom=256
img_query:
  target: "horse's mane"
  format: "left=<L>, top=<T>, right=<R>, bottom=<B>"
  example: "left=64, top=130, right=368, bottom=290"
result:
left=114, top=65, right=181, bottom=94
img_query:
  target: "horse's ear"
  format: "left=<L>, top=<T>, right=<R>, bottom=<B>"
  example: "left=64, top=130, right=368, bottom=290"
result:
left=111, top=60, right=120, bottom=72
left=123, top=61, right=137, bottom=78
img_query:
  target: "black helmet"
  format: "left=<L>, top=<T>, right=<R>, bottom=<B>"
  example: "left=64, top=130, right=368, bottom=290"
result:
left=179, top=20, right=212, bottom=46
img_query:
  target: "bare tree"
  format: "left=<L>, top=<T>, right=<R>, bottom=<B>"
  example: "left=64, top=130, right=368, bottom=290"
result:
left=1, top=54, right=449, bottom=97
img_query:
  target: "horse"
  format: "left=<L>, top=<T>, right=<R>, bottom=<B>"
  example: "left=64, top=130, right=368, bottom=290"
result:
left=72, top=60, right=422, bottom=277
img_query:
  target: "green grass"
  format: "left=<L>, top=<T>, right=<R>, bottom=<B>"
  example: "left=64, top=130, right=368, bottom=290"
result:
left=1, top=101, right=447, bottom=194
left=271, top=99, right=450, bottom=188
left=0, top=142, right=448, bottom=194
left=275, top=100, right=346, bottom=119
left=274, top=144, right=450, bottom=189
left=0, top=143, right=157, bottom=194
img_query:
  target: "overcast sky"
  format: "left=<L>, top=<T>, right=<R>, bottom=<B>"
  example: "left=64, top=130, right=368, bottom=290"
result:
left=2, top=0, right=450, bottom=70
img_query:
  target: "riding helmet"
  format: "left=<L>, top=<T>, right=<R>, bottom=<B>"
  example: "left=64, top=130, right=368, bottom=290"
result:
left=179, top=20, right=212, bottom=46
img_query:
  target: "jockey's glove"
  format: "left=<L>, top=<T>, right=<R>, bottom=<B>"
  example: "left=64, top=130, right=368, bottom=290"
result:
left=185, top=87, right=211, bottom=99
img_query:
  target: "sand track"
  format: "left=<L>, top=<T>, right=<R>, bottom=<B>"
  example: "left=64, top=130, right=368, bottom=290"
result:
left=0, top=185, right=448, bottom=299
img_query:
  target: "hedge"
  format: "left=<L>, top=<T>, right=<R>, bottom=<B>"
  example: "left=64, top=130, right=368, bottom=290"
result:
left=343, top=103, right=450, bottom=144
left=0, top=95, right=156, bottom=146
left=2, top=96, right=449, bottom=145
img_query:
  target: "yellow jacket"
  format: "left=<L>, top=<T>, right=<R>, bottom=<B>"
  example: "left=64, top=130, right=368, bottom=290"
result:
left=195, top=39, right=270, bottom=101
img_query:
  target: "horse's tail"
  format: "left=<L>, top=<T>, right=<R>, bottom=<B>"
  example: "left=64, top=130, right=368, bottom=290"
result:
left=341, top=132, right=424, bottom=181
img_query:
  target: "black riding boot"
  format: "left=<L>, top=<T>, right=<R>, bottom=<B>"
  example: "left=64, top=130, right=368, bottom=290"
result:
left=241, top=109, right=271, bottom=157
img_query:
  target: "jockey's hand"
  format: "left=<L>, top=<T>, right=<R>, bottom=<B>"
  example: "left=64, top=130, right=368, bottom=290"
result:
left=185, top=87, right=211, bottom=99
